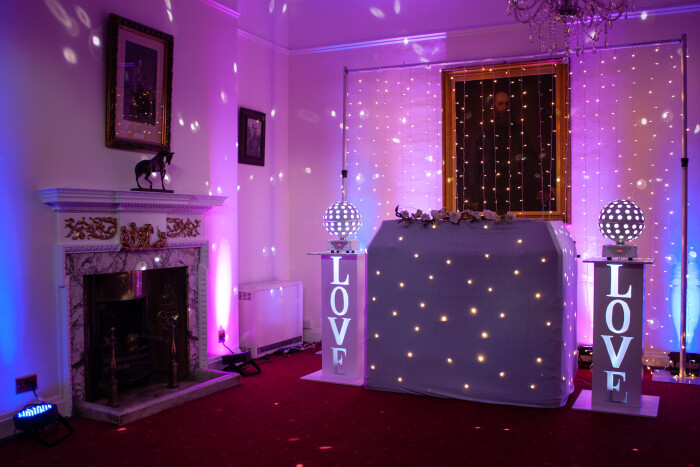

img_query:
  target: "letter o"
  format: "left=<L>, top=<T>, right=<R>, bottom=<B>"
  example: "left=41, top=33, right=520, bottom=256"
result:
left=330, top=286, right=349, bottom=316
left=605, top=299, right=630, bottom=334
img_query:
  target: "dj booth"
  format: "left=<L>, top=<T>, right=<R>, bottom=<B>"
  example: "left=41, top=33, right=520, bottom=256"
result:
left=365, top=219, right=577, bottom=408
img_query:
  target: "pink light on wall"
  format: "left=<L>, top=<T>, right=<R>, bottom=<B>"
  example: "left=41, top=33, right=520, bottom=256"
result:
left=194, top=6, right=240, bottom=356
left=207, top=198, right=238, bottom=356
left=214, top=239, right=232, bottom=336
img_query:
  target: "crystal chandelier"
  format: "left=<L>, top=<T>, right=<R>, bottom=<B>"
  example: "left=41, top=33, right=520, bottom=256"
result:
left=507, top=1, right=632, bottom=55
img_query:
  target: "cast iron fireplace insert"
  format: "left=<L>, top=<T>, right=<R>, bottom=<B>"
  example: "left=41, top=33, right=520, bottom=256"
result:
left=83, top=267, right=189, bottom=404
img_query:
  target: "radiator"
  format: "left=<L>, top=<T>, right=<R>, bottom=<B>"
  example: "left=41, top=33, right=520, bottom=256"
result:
left=238, top=281, right=303, bottom=358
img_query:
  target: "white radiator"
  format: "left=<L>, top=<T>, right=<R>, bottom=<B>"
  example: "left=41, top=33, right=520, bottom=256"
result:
left=238, top=281, right=303, bottom=358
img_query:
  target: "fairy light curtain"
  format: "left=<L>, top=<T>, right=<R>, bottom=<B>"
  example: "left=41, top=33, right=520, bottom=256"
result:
left=345, top=42, right=691, bottom=353
left=569, top=43, right=693, bottom=353
left=346, top=66, right=443, bottom=249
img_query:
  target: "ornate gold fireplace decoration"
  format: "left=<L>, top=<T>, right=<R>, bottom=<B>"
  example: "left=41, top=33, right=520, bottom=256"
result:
left=65, top=217, right=118, bottom=240
left=166, top=217, right=201, bottom=238
left=120, top=223, right=168, bottom=250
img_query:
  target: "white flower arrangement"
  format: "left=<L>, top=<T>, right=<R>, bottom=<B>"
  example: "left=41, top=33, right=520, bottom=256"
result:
left=395, top=206, right=516, bottom=227
left=483, top=209, right=497, bottom=221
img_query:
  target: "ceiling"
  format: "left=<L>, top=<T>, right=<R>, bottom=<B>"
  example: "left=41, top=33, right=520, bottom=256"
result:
left=236, top=0, right=700, bottom=51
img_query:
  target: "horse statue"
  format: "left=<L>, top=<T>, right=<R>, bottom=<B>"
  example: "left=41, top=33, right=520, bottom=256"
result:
left=134, top=150, right=174, bottom=191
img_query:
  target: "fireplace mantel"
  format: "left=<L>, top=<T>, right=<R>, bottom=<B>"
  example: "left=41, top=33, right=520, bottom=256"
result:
left=39, top=188, right=226, bottom=214
left=39, top=188, right=227, bottom=249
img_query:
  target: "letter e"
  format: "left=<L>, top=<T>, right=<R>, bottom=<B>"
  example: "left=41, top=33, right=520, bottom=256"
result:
left=331, top=347, right=347, bottom=375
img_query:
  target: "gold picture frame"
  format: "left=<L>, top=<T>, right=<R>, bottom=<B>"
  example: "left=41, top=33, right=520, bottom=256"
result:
left=441, top=59, right=570, bottom=221
left=106, top=14, right=173, bottom=152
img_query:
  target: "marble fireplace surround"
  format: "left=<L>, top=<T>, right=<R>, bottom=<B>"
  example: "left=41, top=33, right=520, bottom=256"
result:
left=39, top=188, right=235, bottom=424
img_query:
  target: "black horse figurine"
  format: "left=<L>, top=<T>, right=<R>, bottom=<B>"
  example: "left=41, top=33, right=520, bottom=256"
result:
left=134, top=150, right=174, bottom=191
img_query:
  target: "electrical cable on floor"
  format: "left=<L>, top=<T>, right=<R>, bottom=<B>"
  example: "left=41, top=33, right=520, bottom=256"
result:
left=299, top=341, right=321, bottom=351
left=222, top=342, right=236, bottom=355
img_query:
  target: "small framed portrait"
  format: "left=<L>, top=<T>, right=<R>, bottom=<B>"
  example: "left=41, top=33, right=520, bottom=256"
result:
left=105, top=14, right=173, bottom=152
left=238, top=107, right=266, bottom=166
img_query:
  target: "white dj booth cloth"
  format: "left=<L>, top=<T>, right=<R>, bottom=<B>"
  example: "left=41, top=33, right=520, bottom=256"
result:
left=364, top=219, right=578, bottom=408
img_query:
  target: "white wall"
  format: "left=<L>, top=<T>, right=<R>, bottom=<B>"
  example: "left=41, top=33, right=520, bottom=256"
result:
left=0, top=0, right=240, bottom=438
left=287, top=11, right=700, bottom=348
left=236, top=33, right=291, bottom=285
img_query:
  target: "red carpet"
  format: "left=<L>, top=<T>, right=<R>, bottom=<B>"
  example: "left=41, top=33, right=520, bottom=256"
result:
left=2, top=347, right=699, bottom=466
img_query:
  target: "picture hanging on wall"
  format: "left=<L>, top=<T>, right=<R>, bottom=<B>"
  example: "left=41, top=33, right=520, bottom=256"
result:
left=441, top=59, right=570, bottom=221
left=105, top=14, right=173, bottom=152
left=238, top=107, right=266, bottom=166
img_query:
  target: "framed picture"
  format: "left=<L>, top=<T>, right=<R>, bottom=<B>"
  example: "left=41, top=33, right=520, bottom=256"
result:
left=441, top=60, right=570, bottom=221
left=106, top=14, right=173, bottom=152
left=238, top=107, right=266, bottom=166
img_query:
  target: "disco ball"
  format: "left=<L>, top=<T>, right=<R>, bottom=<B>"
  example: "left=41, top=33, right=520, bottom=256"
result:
left=598, top=200, right=645, bottom=244
left=323, top=201, right=362, bottom=239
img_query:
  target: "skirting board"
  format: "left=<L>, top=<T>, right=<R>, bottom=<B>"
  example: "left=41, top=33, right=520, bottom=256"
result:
left=301, top=369, right=364, bottom=387
left=572, top=389, right=659, bottom=417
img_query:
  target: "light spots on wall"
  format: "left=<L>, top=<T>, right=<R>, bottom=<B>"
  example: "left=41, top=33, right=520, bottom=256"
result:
left=369, top=7, right=386, bottom=19
left=45, top=0, right=78, bottom=35
left=62, top=47, right=77, bottom=64
left=75, top=6, right=91, bottom=28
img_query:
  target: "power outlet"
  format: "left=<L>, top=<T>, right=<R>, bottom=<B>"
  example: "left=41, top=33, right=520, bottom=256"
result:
left=303, top=319, right=311, bottom=329
left=218, top=329, right=226, bottom=343
left=16, top=374, right=37, bottom=394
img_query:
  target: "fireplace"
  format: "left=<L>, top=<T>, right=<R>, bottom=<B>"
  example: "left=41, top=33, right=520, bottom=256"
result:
left=84, top=268, right=189, bottom=404
left=40, top=188, right=236, bottom=424
left=66, top=247, right=206, bottom=405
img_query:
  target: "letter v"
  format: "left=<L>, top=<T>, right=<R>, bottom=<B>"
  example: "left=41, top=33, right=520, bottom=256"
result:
left=601, top=335, right=633, bottom=368
left=328, top=317, right=351, bottom=345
